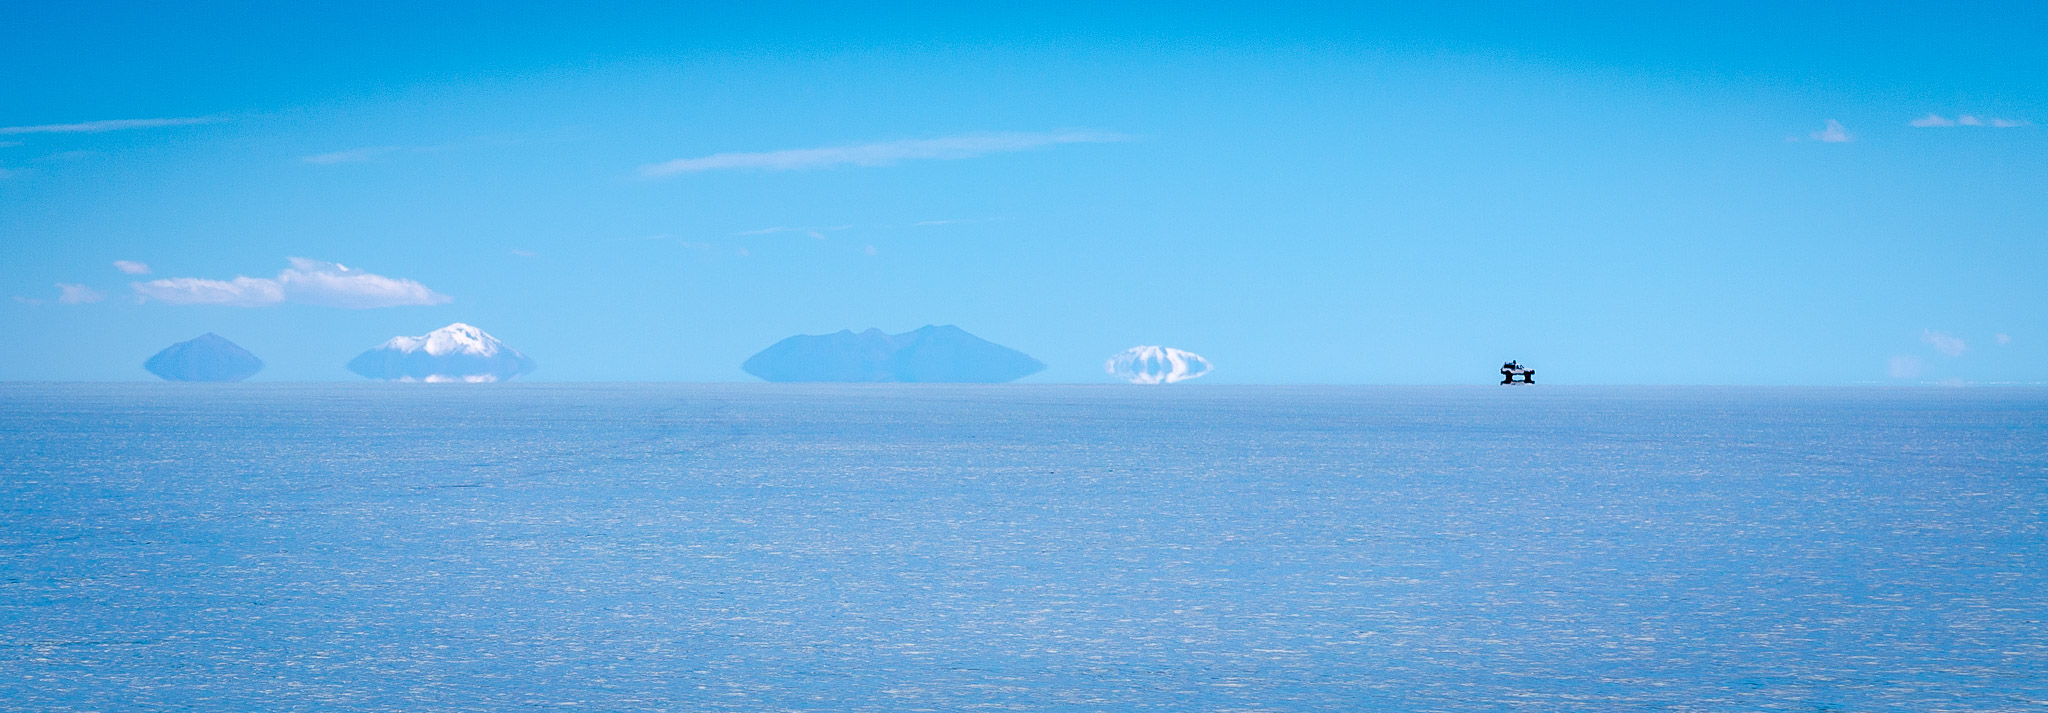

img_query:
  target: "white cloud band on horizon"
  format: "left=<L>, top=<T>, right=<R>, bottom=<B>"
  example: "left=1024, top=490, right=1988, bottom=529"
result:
left=639, top=130, right=1126, bottom=177
left=132, top=258, right=450, bottom=308
left=0, top=117, right=219, bottom=135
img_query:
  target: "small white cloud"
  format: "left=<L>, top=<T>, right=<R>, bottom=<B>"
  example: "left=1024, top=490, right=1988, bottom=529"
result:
left=1922, top=329, right=1968, bottom=357
left=510, top=249, right=536, bottom=257
left=0, top=117, right=219, bottom=135
left=1909, top=114, right=2030, bottom=129
left=12, top=296, right=43, bottom=305
left=1811, top=119, right=1853, bottom=143
left=1888, top=355, right=1924, bottom=379
left=1996, top=333, right=2013, bottom=345
left=132, top=258, right=449, bottom=308
left=640, top=130, right=1126, bottom=177
left=864, top=244, right=879, bottom=256
left=302, top=146, right=401, bottom=164
left=112, top=260, right=151, bottom=275
left=55, top=283, right=104, bottom=304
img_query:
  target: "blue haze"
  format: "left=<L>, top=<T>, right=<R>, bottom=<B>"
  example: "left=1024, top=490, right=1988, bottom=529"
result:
left=3, top=385, right=2044, bottom=710
left=2, top=3, right=2045, bottom=383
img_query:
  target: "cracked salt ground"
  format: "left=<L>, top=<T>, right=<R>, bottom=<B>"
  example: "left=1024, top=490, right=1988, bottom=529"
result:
left=1, top=384, right=2044, bottom=711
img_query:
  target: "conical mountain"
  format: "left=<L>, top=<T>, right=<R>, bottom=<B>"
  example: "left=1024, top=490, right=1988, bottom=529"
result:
left=144, top=333, right=264, bottom=382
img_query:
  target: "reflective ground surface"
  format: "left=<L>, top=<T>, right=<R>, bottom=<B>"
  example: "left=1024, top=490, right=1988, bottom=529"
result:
left=3, top=385, right=2044, bottom=711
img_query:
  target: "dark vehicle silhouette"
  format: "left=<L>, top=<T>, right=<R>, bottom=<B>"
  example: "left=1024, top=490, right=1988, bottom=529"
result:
left=1501, top=361, right=1535, bottom=385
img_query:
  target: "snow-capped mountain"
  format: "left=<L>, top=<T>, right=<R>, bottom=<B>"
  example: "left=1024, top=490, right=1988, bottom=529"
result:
left=1106, top=346, right=1212, bottom=385
left=378, top=322, right=506, bottom=357
left=347, top=323, right=536, bottom=382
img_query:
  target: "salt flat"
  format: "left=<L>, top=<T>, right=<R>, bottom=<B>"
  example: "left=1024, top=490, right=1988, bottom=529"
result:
left=1, top=384, right=2043, bottom=711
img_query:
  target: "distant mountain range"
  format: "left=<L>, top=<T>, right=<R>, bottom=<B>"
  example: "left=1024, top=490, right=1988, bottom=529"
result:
left=743, top=325, right=1043, bottom=383
left=144, top=333, right=264, bottom=382
left=347, top=323, right=536, bottom=382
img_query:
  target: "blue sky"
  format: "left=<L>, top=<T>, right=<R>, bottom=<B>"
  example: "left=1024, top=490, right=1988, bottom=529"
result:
left=3, top=2, right=2044, bottom=383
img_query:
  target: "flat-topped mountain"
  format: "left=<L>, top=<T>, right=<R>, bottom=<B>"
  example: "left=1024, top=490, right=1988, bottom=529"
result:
left=347, top=322, right=536, bottom=382
left=144, top=333, right=265, bottom=382
left=1105, top=345, right=1212, bottom=385
left=743, top=325, right=1043, bottom=383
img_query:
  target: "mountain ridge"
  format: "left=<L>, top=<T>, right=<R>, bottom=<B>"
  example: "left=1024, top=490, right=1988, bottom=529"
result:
left=743, top=325, right=1043, bottom=383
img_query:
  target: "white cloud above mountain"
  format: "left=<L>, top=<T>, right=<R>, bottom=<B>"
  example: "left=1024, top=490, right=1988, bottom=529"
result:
left=131, top=258, right=450, bottom=308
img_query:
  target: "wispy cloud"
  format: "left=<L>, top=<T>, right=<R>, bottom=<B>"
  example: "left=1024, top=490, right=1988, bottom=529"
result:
left=1922, top=329, right=1968, bottom=357
left=56, top=283, right=104, bottom=305
left=911, top=217, right=1006, bottom=227
left=734, top=225, right=849, bottom=239
left=1810, top=119, right=1853, bottom=143
left=301, top=146, right=402, bottom=164
left=301, top=133, right=533, bottom=166
left=132, top=276, right=284, bottom=307
left=132, top=258, right=450, bottom=308
left=0, top=117, right=218, bottom=135
left=640, top=130, right=1126, bottom=177
left=1910, top=113, right=2030, bottom=128
left=1996, top=333, right=2013, bottom=346
left=112, top=260, right=151, bottom=275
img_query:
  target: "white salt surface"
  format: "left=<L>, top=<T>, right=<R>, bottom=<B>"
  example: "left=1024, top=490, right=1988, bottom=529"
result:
left=1, top=384, right=2043, bottom=711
